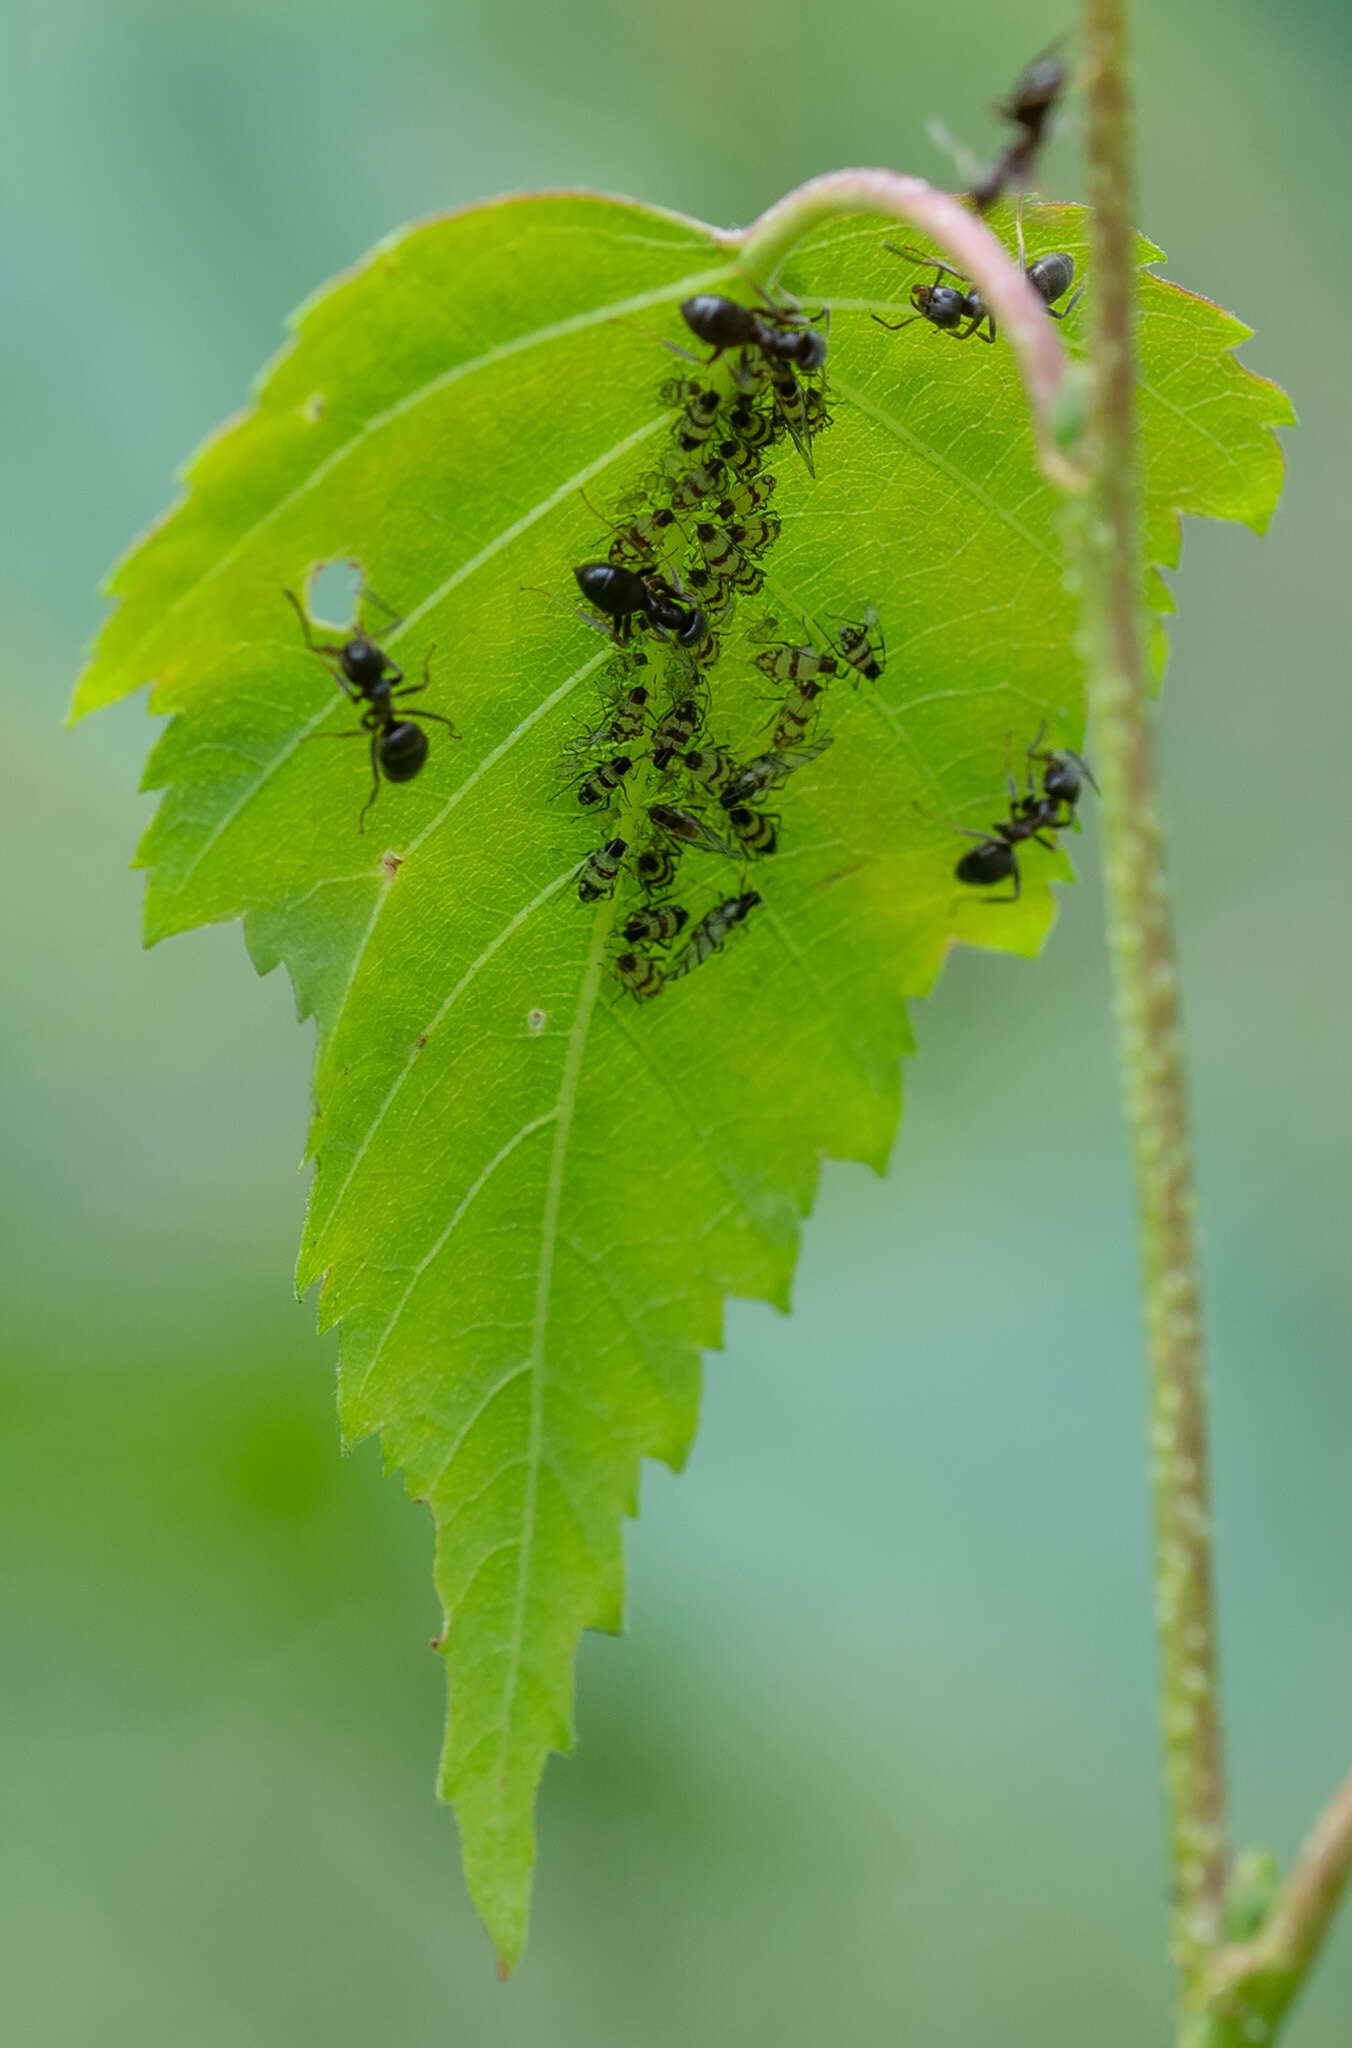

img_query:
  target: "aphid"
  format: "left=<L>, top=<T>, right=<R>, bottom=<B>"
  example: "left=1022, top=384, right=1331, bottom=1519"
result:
left=720, top=737, right=834, bottom=808
left=284, top=586, right=458, bottom=830
left=713, top=433, right=767, bottom=478
left=971, top=47, right=1068, bottom=214
left=666, top=456, right=728, bottom=511
left=607, top=505, right=679, bottom=566
left=568, top=684, right=650, bottom=757
left=728, top=514, right=781, bottom=556
left=572, top=562, right=706, bottom=648
left=1025, top=250, right=1083, bottom=320
left=771, top=678, right=829, bottom=751
left=622, top=903, right=689, bottom=945
left=659, top=375, right=703, bottom=406
left=835, top=605, right=886, bottom=681
left=722, top=399, right=781, bottom=452
left=575, top=754, right=633, bottom=808
left=577, top=836, right=628, bottom=902
left=694, top=521, right=766, bottom=594
left=648, top=802, right=739, bottom=859
left=673, top=385, right=723, bottom=449
left=724, top=803, right=780, bottom=856
left=752, top=634, right=838, bottom=684
left=683, top=745, right=739, bottom=794
left=604, top=643, right=651, bottom=683
left=666, top=890, right=763, bottom=980
left=711, top=474, right=778, bottom=520
left=651, top=696, right=703, bottom=769
left=679, top=293, right=830, bottom=375
left=636, top=845, right=681, bottom=892
left=614, top=949, right=665, bottom=1002
left=874, top=246, right=995, bottom=343
left=606, top=685, right=650, bottom=744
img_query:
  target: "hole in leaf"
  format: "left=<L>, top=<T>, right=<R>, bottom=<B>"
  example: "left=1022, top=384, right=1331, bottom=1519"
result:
left=307, top=556, right=363, bottom=630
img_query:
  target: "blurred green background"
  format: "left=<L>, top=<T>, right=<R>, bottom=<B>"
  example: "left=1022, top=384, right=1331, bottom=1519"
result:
left=4, top=0, right=1349, bottom=2039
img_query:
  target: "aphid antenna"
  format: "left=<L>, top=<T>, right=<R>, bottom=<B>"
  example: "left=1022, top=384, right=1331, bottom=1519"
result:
left=520, top=583, right=618, bottom=643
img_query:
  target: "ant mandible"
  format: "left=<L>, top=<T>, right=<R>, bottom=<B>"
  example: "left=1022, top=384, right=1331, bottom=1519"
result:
left=284, top=582, right=459, bottom=832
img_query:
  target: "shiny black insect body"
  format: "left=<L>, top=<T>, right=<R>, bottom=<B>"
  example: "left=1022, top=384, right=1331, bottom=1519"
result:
left=1026, top=250, right=1083, bottom=320
left=614, top=950, right=665, bottom=1002
left=875, top=246, right=995, bottom=342
left=938, top=727, right=1096, bottom=903
left=666, top=890, right=763, bottom=981
left=572, top=562, right=706, bottom=648
left=576, top=754, right=633, bottom=808
left=679, top=293, right=830, bottom=377
left=648, top=802, right=739, bottom=859
left=1019, top=724, right=1097, bottom=824
left=577, top=837, right=628, bottom=902
left=835, top=605, right=886, bottom=681
left=622, top=903, right=689, bottom=945
left=284, top=586, right=458, bottom=831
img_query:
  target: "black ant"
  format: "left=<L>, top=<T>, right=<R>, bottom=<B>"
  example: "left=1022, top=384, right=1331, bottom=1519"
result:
left=678, top=293, right=830, bottom=377
left=284, top=585, right=458, bottom=831
left=926, top=726, right=1096, bottom=902
left=572, top=562, right=707, bottom=648
left=874, top=236, right=1081, bottom=346
left=874, top=246, right=995, bottom=343
left=971, top=47, right=1068, bottom=214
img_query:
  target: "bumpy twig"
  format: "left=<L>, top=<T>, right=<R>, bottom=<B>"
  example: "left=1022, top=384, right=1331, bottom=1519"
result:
left=1081, top=0, right=1230, bottom=2009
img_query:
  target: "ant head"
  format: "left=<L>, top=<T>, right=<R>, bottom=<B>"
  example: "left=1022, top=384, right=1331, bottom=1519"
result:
left=793, top=328, right=828, bottom=373
left=341, top=636, right=387, bottom=689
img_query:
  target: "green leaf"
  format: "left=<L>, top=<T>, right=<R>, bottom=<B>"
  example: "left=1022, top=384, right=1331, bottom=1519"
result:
left=74, top=188, right=1291, bottom=1966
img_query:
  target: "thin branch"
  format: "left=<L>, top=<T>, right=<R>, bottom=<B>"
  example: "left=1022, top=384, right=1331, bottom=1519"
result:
left=1197, top=1766, right=1352, bottom=2045
left=1081, top=0, right=1229, bottom=2012
left=731, top=168, right=1087, bottom=490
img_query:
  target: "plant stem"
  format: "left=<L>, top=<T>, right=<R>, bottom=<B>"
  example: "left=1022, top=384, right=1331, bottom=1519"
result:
left=1081, top=0, right=1229, bottom=2016
left=734, top=170, right=1087, bottom=490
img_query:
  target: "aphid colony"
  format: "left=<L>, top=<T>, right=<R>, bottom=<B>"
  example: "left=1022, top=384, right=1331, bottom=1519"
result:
left=557, top=287, right=868, bottom=1002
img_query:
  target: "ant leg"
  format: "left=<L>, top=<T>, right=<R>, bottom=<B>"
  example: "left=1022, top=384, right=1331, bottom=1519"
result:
left=913, top=800, right=997, bottom=844
left=981, top=857, right=1022, bottom=905
left=1045, top=286, right=1085, bottom=321
left=302, top=728, right=364, bottom=742
left=357, top=736, right=382, bottom=834
left=404, top=709, right=460, bottom=735
left=871, top=313, right=921, bottom=333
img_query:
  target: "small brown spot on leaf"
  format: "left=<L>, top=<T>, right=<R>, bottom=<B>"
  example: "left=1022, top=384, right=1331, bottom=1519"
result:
left=381, top=850, right=403, bottom=877
left=415, top=1033, right=427, bottom=1052
left=527, top=1007, right=547, bottom=1035
left=301, top=391, right=325, bottom=422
